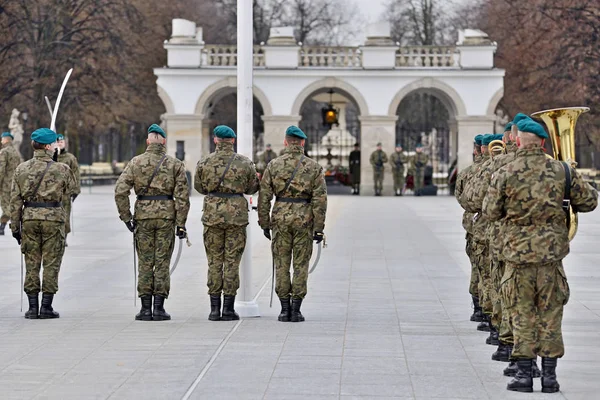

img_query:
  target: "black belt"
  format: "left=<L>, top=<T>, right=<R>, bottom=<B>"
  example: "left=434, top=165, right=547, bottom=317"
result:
left=24, top=201, right=62, bottom=208
left=137, top=195, right=174, bottom=201
left=276, top=197, right=311, bottom=204
left=207, top=192, right=244, bottom=198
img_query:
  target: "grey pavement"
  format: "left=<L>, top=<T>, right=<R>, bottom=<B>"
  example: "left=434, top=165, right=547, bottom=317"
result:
left=0, top=185, right=599, bottom=400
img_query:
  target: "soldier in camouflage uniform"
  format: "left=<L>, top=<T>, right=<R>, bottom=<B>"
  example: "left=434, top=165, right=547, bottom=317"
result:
left=257, top=143, right=277, bottom=177
left=483, top=119, right=598, bottom=393
left=0, top=132, right=22, bottom=235
left=56, top=134, right=81, bottom=245
left=390, top=145, right=409, bottom=196
left=258, top=126, right=327, bottom=322
left=115, top=124, right=190, bottom=321
left=194, top=125, right=259, bottom=321
left=369, top=143, right=387, bottom=196
left=10, top=128, right=75, bottom=319
left=411, top=144, right=429, bottom=195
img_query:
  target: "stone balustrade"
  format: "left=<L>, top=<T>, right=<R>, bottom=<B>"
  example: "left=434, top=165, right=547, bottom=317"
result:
left=395, top=46, right=458, bottom=67
left=299, top=46, right=362, bottom=68
left=202, top=45, right=265, bottom=67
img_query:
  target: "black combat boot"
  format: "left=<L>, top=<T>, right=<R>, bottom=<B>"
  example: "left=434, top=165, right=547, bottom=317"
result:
left=492, top=343, right=511, bottom=362
left=504, top=361, right=518, bottom=377
left=24, top=294, right=39, bottom=319
left=135, top=295, right=152, bottom=321
left=290, top=298, right=305, bottom=322
left=221, top=295, right=240, bottom=321
left=532, top=358, right=541, bottom=378
left=152, top=295, right=171, bottom=321
left=477, top=314, right=491, bottom=332
left=39, top=293, right=60, bottom=319
left=507, top=359, right=534, bottom=393
left=470, top=296, right=483, bottom=322
left=541, top=357, right=560, bottom=393
left=0, top=222, right=5, bottom=235
left=486, top=326, right=499, bottom=346
left=208, top=295, right=221, bottom=321
left=278, top=297, right=291, bottom=322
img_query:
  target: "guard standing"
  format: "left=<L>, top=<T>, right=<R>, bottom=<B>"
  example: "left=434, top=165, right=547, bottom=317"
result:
left=194, top=125, right=259, bottom=321
left=114, top=124, right=190, bottom=321
left=257, top=143, right=277, bottom=177
left=411, top=144, right=429, bottom=195
left=258, top=126, right=327, bottom=322
left=369, top=143, right=387, bottom=196
left=0, top=132, right=22, bottom=235
left=56, top=134, right=80, bottom=245
left=348, top=143, right=361, bottom=195
left=389, top=145, right=409, bottom=196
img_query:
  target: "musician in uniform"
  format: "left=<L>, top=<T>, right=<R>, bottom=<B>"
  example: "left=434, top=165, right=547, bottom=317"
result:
left=369, top=143, right=387, bottom=196
left=348, top=143, right=361, bottom=195
left=389, top=145, right=409, bottom=196
left=56, top=134, right=80, bottom=246
left=0, top=131, right=22, bottom=235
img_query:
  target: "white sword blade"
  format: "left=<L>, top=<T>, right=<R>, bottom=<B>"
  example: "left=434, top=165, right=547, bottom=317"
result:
left=44, top=96, right=53, bottom=121
left=50, top=68, right=73, bottom=132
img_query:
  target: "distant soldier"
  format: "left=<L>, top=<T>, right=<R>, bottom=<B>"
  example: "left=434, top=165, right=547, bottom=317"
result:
left=115, top=124, right=190, bottom=321
left=369, top=143, right=387, bottom=196
left=411, top=144, right=429, bottom=195
left=348, top=143, right=361, bottom=195
left=258, top=126, right=327, bottom=322
left=484, top=119, right=598, bottom=393
left=0, top=131, right=22, bottom=235
left=257, top=143, right=277, bottom=177
left=56, top=134, right=80, bottom=245
left=194, top=125, right=259, bottom=321
left=390, top=145, right=409, bottom=196
left=10, top=128, right=74, bottom=319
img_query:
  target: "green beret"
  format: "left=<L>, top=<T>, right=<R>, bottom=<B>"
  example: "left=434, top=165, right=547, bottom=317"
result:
left=481, top=134, right=495, bottom=146
left=31, top=128, right=57, bottom=145
left=57, top=134, right=65, bottom=141
left=516, top=119, right=548, bottom=139
left=266, top=143, right=271, bottom=147
left=376, top=142, right=382, bottom=147
left=513, top=113, right=532, bottom=124
left=214, top=125, right=236, bottom=139
left=504, top=122, right=514, bottom=132
left=416, top=143, right=423, bottom=149
left=285, top=126, right=307, bottom=140
left=148, top=124, right=166, bottom=138
left=474, top=134, right=484, bottom=145
left=495, top=133, right=505, bottom=141
left=1, top=132, right=13, bottom=139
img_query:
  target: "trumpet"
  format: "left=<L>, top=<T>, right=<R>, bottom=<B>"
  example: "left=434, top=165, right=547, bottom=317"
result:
left=489, top=140, right=506, bottom=158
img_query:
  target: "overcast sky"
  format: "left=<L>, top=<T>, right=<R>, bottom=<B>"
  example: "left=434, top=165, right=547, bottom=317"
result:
left=354, top=0, right=387, bottom=23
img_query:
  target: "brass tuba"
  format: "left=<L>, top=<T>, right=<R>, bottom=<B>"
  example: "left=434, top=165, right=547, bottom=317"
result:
left=489, top=140, right=506, bottom=158
left=531, top=107, right=589, bottom=241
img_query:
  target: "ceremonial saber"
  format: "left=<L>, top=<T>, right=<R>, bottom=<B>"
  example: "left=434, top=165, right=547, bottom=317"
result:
left=133, top=236, right=137, bottom=306
left=44, top=96, right=53, bottom=120
left=50, top=68, right=73, bottom=132
left=170, top=236, right=191, bottom=276
left=20, top=252, right=23, bottom=312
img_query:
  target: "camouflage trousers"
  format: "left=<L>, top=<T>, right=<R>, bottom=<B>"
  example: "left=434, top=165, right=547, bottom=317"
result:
left=204, top=224, right=246, bottom=296
left=466, top=233, right=479, bottom=297
left=502, top=261, right=569, bottom=359
left=21, top=220, right=66, bottom=295
left=63, top=196, right=72, bottom=234
left=273, top=225, right=313, bottom=299
left=392, top=169, right=405, bottom=193
left=414, top=168, right=425, bottom=192
left=135, top=219, right=175, bottom=298
left=1, top=192, right=10, bottom=223
left=373, top=169, right=384, bottom=193
left=473, top=240, right=492, bottom=315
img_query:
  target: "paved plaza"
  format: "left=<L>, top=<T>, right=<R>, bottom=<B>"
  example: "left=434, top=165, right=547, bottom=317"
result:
left=0, top=186, right=599, bottom=400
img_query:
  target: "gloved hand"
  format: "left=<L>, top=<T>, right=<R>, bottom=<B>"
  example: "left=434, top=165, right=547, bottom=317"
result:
left=176, top=226, right=187, bottom=239
left=12, top=229, right=21, bottom=245
left=71, top=193, right=78, bottom=202
left=52, top=149, right=59, bottom=162
left=263, top=228, right=271, bottom=240
left=313, top=231, right=324, bottom=244
left=125, top=220, right=136, bottom=233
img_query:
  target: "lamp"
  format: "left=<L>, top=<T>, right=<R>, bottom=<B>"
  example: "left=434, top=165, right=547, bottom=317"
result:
left=321, top=89, right=339, bottom=128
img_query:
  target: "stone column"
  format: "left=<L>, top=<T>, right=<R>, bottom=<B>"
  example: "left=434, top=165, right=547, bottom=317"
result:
left=358, top=116, right=398, bottom=196
left=448, top=118, right=458, bottom=163
left=456, top=115, right=495, bottom=171
left=161, top=113, right=204, bottom=176
left=261, top=115, right=302, bottom=154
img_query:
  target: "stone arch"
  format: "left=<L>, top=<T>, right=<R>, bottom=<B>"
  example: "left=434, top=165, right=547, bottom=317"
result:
left=486, top=87, right=504, bottom=116
left=157, top=84, right=175, bottom=114
left=387, top=78, right=467, bottom=117
left=291, top=77, right=369, bottom=116
left=194, top=77, right=273, bottom=116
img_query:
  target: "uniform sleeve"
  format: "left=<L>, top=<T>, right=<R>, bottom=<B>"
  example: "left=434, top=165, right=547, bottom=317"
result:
left=454, top=170, right=465, bottom=201
left=71, top=157, right=81, bottom=195
left=482, top=172, right=506, bottom=222
left=389, top=154, right=395, bottom=167
left=369, top=152, right=375, bottom=166
left=114, top=162, right=135, bottom=222
left=174, top=162, right=190, bottom=226
left=311, top=166, right=327, bottom=232
left=382, top=152, right=388, bottom=163
left=569, top=167, right=598, bottom=213
left=66, top=166, right=76, bottom=198
left=9, top=173, right=23, bottom=231
left=245, top=161, right=259, bottom=195
left=257, top=166, right=274, bottom=229
left=0, top=151, right=6, bottom=188
left=194, top=159, right=208, bottom=195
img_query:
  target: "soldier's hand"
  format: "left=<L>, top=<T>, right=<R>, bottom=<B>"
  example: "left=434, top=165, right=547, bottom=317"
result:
left=263, top=228, right=271, bottom=240
left=12, top=230, right=21, bottom=245
left=176, top=226, right=187, bottom=239
left=71, top=194, right=78, bottom=202
left=313, top=231, right=324, bottom=244
left=125, top=220, right=136, bottom=233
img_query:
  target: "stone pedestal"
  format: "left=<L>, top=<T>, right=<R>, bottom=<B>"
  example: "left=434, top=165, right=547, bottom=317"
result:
left=456, top=115, right=495, bottom=171
left=261, top=115, right=302, bottom=154
left=161, top=114, right=204, bottom=180
left=358, top=116, right=398, bottom=196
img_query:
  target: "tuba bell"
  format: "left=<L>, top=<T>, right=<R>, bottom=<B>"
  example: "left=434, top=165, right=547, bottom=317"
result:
left=531, top=107, right=589, bottom=241
left=489, top=140, right=506, bottom=158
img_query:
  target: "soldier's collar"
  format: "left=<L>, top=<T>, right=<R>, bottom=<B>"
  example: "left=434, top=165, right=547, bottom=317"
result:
left=286, top=144, right=304, bottom=154
left=147, top=143, right=166, bottom=154
left=216, top=142, right=234, bottom=151
left=33, top=149, right=53, bottom=160
left=516, top=146, right=545, bottom=156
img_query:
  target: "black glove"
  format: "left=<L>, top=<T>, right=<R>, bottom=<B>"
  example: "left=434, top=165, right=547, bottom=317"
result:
left=71, top=193, right=78, bottom=202
left=176, top=226, right=187, bottom=239
left=313, top=231, right=324, bottom=244
left=263, top=228, right=271, bottom=240
left=125, top=220, right=136, bottom=233
left=52, top=149, right=59, bottom=162
left=12, top=230, right=21, bottom=245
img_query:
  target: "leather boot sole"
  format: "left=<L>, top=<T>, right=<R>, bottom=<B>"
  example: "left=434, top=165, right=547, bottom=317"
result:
left=152, top=315, right=171, bottom=321
left=477, top=325, right=491, bottom=332
left=492, top=353, right=510, bottom=362
left=542, top=387, right=560, bottom=394
left=24, top=313, right=39, bottom=319
left=39, top=313, right=59, bottom=319
left=208, top=315, right=221, bottom=321
left=278, top=315, right=290, bottom=322
left=470, top=314, right=483, bottom=322
left=135, top=315, right=152, bottom=321
left=221, top=314, right=239, bottom=321
left=507, top=386, right=533, bottom=393
left=290, top=315, right=305, bottom=322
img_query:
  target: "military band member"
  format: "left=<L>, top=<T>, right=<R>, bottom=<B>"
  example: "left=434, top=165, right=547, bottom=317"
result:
left=411, top=144, right=429, bottom=195
left=194, top=125, right=259, bottom=321
left=115, top=124, right=190, bottom=321
left=369, top=143, right=387, bottom=196
left=349, top=143, right=361, bottom=195
left=390, top=145, right=409, bottom=196
left=10, top=128, right=75, bottom=319
left=483, top=119, right=597, bottom=393
left=258, top=126, right=327, bottom=322
left=0, top=132, right=22, bottom=235
left=56, top=134, right=80, bottom=245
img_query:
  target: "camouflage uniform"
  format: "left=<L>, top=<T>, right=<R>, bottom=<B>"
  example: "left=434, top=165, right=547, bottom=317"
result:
left=57, top=150, right=81, bottom=235
left=483, top=146, right=598, bottom=360
left=10, top=149, right=75, bottom=295
left=194, top=142, right=259, bottom=297
left=369, top=149, right=387, bottom=195
left=114, top=143, right=190, bottom=299
left=390, top=151, right=409, bottom=194
left=257, top=149, right=277, bottom=176
left=0, top=141, right=22, bottom=226
left=412, top=152, right=430, bottom=193
left=258, top=144, right=327, bottom=300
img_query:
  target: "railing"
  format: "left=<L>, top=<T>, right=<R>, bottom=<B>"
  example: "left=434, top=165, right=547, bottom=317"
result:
left=202, top=45, right=265, bottom=67
left=299, top=46, right=362, bottom=68
left=396, top=46, right=457, bottom=67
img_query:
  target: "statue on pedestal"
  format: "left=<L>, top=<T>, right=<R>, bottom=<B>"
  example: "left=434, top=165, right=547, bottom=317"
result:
left=8, top=109, right=24, bottom=157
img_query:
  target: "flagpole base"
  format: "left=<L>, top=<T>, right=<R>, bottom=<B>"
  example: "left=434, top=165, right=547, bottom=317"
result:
left=235, top=300, right=260, bottom=318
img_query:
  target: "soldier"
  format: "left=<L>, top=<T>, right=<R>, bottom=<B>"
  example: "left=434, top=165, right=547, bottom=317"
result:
left=390, top=145, right=409, bottom=196
left=258, top=126, right=327, bottom=322
left=411, top=144, right=429, bottom=195
left=369, top=143, right=387, bottom=196
left=483, top=119, right=597, bottom=393
left=257, top=143, right=277, bottom=177
left=115, top=124, right=190, bottom=321
left=0, top=132, right=22, bottom=235
left=10, top=128, right=74, bottom=319
left=194, top=125, right=259, bottom=321
left=348, top=143, right=361, bottom=195
left=56, top=134, right=80, bottom=246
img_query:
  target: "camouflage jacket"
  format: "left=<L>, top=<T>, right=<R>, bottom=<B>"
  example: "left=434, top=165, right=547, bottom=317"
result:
left=114, top=143, right=190, bottom=226
left=455, top=156, right=483, bottom=234
left=390, top=152, right=409, bottom=172
left=258, top=145, right=327, bottom=231
left=257, top=149, right=277, bottom=174
left=411, top=152, right=429, bottom=170
left=57, top=150, right=81, bottom=195
left=194, top=142, right=259, bottom=227
left=370, top=150, right=388, bottom=170
left=10, top=149, right=74, bottom=228
left=461, top=152, right=492, bottom=242
left=483, top=146, right=598, bottom=263
left=0, top=142, right=22, bottom=193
